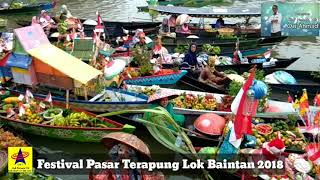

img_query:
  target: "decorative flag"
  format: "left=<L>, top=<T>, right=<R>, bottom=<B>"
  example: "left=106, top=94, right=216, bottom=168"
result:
left=299, top=89, right=309, bottom=114
left=230, top=68, right=256, bottom=148
left=18, top=105, right=25, bottom=117
left=299, top=89, right=310, bottom=126
left=314, top=94, right=320, bottom=106
left=293, top=95, right=299, bottom=109
left=94, top=11, right=105, bottom=33
left=25, top=89, right=34, bottom=99
left=287, top=91, right=293, bottom=103
left=263, top=50, right=271, bottom=59
left=306, top=143, right=320, bottom=165
left=18, top=94, right=25, bottom=101
left=45, top=92, right=52, bottom=103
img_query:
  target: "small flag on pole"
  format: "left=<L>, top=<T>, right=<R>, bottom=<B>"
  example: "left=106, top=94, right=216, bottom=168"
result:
left=263, top=50, right=271, bottom=59
left=287, top=91, right=293, bottom=103
left=25, top=89, right=34, bottom=99
left=229, top=67, right=256, bottom=148
left=45, top=92, right=52, bottom=103
left=18, top=105, right=25, bottom=117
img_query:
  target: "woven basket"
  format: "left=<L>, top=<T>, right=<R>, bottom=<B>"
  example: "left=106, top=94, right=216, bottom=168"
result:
left=218, top=28, right=234, bottom=36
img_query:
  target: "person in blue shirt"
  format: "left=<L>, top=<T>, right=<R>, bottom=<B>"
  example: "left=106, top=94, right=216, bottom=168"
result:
left=215, top=16, right=225, bottom=28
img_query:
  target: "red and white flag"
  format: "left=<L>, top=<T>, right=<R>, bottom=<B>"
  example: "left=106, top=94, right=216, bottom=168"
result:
left=25, top=89, right=33, bottom=103
left=287, top=91, right=293, bottom=103
left=45, top=92, right=52, bottom=103
left=18, top=105, right=25, bottom=117
left=229, top=68, right=256, bottom=148
left=306, top=143, right=320, bottom=165
left=94, top=11, right=105, bottom=33
left=264, top=50, right=271, bottom=59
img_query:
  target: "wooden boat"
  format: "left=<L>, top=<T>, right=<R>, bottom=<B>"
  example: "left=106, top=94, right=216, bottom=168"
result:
left=215, top=57, right=299, bottom=74
left=10, top=87, right=149, bottom=113
left=219, top=47, right=269, bottom=58
left=179, top=72, right=228, bottom=93
left=0, top=2, right=55, bottom=14
left=124, top=69, right=188, bottom=86
left=163, top=38, right=261, bottom=53
left=126, top=85, right=303, bottom=118
left=162, top=35, right=288, bottom=47
left=0, top=97, right=136, bottom=142
left=178, top=59, right=299, bottom=94
left=267, top=70, right=320, bottom=97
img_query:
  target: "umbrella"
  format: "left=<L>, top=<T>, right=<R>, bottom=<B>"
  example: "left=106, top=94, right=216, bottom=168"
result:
left=194, top=113, right=226, bottom=136
left=104, top=59, right=126, bottom=80
left=176, top=14, right=191, bottom=26
left=83, top=19, right=97, bottom=26
left=148, top=89, right=178, bottom=103
left=101, top=132, right=151, bottom=160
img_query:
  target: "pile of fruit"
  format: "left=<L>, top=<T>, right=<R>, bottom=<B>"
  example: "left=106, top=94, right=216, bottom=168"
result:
left=1, top=96, right=114, bottom=129
left=0, top=128, right=27, bottom=149
left=252, top=120, right=307, bottom=150
left=50, top=112, right=97, bottom=127
left=127, top=85, right=160, bottom=96
left=21, top=108, right=44, bottom=124
left=173, top=93, right=217, bottom=110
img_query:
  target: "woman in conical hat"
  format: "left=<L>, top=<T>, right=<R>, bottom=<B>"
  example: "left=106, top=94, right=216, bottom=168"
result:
left=145, top=89, right=185, bottom=128
left=89, top=132, right=165, bottom=180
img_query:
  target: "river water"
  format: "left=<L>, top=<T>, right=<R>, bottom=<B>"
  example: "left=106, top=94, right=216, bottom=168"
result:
left=1, top=0, right=320, bottom=180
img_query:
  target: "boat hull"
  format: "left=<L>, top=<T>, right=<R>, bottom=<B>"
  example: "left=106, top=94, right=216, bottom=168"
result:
left=1, top=118, right=134, bottom=142
left=0, top=3, right=54, bottom=14
left=163, top=39, right=260, bottom=53
left=11, top=88, right=149, bottom=113
left=215, top=57, right=299, bottom=74
left=125, top=70, right=187, bottom=86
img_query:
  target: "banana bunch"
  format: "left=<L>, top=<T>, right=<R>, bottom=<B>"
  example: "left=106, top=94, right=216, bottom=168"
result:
left=65, top=112, right=90, bottom=127
left=51, top=115, right=66, bottom=126
left=66, top=117, right=80, bottom=127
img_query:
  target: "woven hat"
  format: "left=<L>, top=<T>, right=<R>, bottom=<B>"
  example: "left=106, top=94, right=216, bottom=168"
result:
left=147, top=89, right=178, bottom=103
left=101, top=132, right=151, bottom=160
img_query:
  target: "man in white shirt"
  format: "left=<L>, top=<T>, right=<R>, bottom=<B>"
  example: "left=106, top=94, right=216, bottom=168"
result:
left=268, top=5, right=282, bottom=37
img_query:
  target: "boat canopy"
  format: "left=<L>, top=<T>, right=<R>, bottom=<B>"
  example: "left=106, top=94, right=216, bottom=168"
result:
left=13, top=24, right=102, bottom=85
left=6, top=53, right=31, bottom=69
left=149, top=5, right=260, bottom=18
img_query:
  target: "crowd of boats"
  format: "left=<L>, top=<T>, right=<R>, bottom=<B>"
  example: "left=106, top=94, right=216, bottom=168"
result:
left=0, top=1, right=320, bottom=180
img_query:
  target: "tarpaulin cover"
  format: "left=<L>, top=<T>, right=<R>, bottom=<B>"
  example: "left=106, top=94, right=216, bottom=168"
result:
left=14, top=24, right=50, bottom=52
left=6, top=53, right=32, bottom=69
left=27, top=44, right=102, bottom=84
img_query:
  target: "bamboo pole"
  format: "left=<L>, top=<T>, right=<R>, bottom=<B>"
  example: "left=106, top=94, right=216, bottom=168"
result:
left=66, top=89, right=70, bottom=109
left=84, top=86, right=88, bottom=101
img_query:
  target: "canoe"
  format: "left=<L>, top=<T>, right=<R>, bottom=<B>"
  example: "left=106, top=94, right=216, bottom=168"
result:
left=162, top=35, right=287, bottom=47
left=178, top=60, right=300, bottom=94
left=179, top=72, right=228, bottom=93
left=126, top=85, right=303, bottom=118
left=0, top=99, right=136, bottom=142
left=267, top=70, right=320, bottom=97
left=219, top=47, right=269, bottom=57
left=124, top=69, right=188, bottom=86
left=215, top=57, right=299, bottom=74
left=10, top=87, right=149, bottom=113
left=163, top=39, right=261, bottom=53
left=0, top=2, right=55, bottom=14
